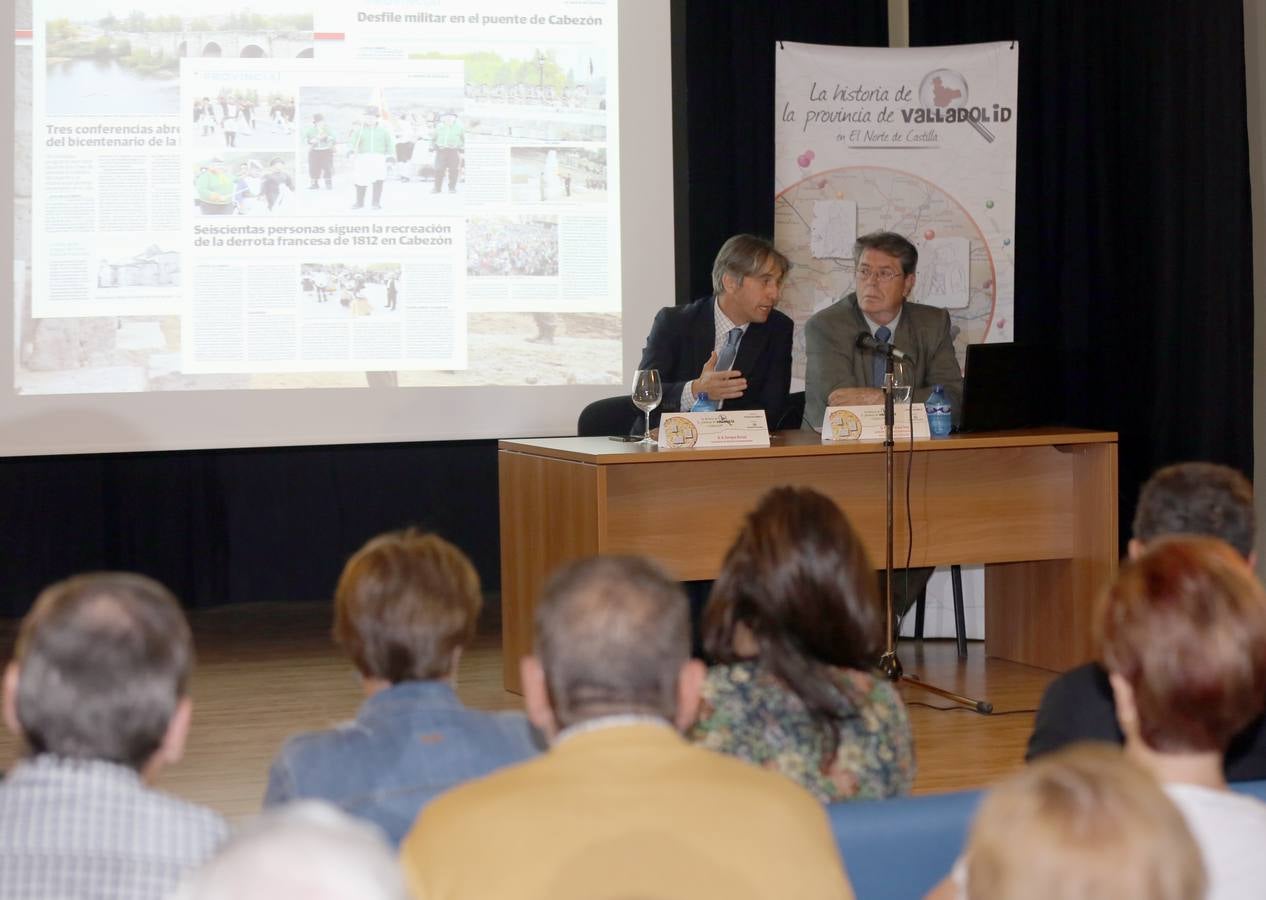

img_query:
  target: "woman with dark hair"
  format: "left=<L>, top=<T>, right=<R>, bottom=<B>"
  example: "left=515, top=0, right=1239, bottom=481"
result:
left=689, top=486, right=914, bottom=801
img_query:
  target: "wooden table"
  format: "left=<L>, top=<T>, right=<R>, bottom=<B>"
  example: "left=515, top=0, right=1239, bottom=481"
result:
left=498, top=428, right=1118, bottom=692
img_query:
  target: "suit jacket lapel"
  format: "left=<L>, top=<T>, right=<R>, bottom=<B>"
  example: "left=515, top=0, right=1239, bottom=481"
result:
left=690, top=298, right=717, bottom=367
left=893, top=310, right=923, bottom=384
left=733, top=322, right=768, bottom=375
left=847, top=297, right=872, bottom=386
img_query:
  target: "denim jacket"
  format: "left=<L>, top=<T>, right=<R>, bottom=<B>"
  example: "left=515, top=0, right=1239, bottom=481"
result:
left=264, top=680, right=540, bottom=845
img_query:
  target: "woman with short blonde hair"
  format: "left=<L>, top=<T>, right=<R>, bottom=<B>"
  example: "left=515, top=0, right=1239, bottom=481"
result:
left=958, top=744, right=1204, bottom=900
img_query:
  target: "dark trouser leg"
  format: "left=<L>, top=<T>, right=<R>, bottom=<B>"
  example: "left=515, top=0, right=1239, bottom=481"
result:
left=436, top=149, right=459, bottom=191
left=354, top=185, right=366, bottom=207
left=878, top=566, right=935, bottom=638
left=683, top=580, right=712, bottom=660
left=371, top=180, right=383, bottom=207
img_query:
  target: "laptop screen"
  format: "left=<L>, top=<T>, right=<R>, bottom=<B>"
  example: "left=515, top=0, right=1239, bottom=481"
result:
left=957, top=343, right=1054, bottom=432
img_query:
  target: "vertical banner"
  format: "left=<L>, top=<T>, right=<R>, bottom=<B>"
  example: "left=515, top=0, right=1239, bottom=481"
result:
left=774, top=41, right=1018, bottom=385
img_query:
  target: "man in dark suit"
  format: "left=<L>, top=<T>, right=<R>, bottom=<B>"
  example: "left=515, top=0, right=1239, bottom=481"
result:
left=1026, top=461, right=1266, bottom=781
left=803, top=230, right=963, bottom=431
left=638, top=234, right=793, bottom=429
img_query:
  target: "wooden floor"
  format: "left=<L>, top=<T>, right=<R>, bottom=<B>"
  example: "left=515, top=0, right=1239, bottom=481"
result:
left=0, top=602, right=1057, bottom=823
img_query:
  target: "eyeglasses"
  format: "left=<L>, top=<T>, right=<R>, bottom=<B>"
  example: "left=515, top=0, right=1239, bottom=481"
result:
left=856, top=265, right=905, bottom=284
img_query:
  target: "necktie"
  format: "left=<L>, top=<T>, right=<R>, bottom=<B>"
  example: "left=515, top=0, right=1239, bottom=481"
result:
left=717, top=327, right=743, bottom=372
left=871, top=325, right=891, bottom=388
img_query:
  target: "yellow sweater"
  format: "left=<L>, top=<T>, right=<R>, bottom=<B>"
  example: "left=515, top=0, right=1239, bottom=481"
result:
left=400, top=722, right=854, bottom=900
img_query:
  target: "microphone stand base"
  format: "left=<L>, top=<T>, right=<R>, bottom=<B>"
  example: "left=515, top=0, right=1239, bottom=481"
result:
left=903, top=671, right=994, bottom=715
left=878, top=649, right=903, bottom=681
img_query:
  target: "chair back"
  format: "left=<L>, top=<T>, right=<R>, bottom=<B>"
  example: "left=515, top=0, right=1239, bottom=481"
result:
left=828, top=789, right=981, bottom=898
left=776, top=390, right=806, bottom=431
left=1231, top=779, right=1266, bottom=803
left=829, top=779, right=1266, bottom=896
left=577, top=395, right=640, bottom=437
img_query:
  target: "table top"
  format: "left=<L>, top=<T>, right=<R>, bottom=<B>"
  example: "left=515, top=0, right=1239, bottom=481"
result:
left=498, top=426, right=1118, bottom=465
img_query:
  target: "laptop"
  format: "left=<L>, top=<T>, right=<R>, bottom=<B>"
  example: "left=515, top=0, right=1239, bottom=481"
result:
left=955, top=342, right=1055, bottom=432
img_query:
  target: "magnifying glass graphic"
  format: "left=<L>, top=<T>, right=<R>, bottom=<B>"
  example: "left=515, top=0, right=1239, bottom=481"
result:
left=918, top=69, right=995, bottom=143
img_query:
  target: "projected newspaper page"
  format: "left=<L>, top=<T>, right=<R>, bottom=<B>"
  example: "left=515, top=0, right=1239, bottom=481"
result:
left=181, top=59, right=466, bottom=374
left=22, top=0, right=618, bottom=392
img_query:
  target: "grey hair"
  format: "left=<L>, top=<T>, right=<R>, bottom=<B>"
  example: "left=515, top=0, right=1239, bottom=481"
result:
left=535, top=555, right=689, bottom=728
left=711, top=234, right=790, bottom=295
left=174, top=802, right=408, bottom=900
left=15, top=572, right=192, bottom=770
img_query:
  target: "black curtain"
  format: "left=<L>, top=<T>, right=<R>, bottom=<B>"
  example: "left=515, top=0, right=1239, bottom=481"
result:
left=675, top=0, right=889, bottom=301
left=0, top=441, right=499, bottom=617
left=910, top=0, right=1254, bottom=542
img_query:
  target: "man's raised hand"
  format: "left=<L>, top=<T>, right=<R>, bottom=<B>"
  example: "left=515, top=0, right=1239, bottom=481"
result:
left=693, top=350, right=748, bottom=401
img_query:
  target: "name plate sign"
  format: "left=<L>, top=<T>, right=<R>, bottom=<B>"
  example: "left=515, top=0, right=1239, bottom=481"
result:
left=821, top=405, right=931, bottom=442
left=658, top=410, right=771, bottom=450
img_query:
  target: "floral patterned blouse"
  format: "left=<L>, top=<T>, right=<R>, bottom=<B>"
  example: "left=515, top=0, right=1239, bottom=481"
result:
left=689, top=660, right=915, bottom=802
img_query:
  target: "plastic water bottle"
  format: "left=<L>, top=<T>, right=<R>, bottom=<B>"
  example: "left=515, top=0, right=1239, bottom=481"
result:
left=925, top=384, right=953, bottom=436
left=691, top=393, right=718, bottom=412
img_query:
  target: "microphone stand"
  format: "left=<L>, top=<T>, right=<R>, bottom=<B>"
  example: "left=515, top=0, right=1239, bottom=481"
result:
left=876, top=353, right=992, bottom=714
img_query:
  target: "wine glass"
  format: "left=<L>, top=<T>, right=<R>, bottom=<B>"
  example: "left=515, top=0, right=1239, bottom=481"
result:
left=889, top=357, right=913, bottom=406
left=630, top=369, right=662, bottom=445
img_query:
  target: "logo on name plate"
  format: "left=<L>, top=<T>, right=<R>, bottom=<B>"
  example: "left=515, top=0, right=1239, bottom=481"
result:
left=662, top=416, right=699, bottom=449
left=827, top=409, right=864, bottom=441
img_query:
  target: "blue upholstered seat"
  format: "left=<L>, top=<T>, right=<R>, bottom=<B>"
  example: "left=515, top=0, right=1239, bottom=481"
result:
left=829, top=789, right=981, bottom=899
left=828, top=780, right=1266, bottom=898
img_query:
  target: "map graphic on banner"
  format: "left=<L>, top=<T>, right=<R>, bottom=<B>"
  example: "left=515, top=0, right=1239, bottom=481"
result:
left=774, top=42, right=1018, bottom=385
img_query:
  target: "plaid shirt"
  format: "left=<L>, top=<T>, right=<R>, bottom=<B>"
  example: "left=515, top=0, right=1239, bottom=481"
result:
left=0, top=755, right=228, bottom=899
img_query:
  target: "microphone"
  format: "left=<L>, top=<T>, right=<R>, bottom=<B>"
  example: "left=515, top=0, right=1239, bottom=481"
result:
left=856, top=332, right=909, bottom=360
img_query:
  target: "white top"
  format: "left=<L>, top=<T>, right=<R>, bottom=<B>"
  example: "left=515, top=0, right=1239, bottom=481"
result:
left=1165, top=782, right=1266, bottom=900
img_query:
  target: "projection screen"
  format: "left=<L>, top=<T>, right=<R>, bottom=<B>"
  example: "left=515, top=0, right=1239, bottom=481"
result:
left=3, top=0, right=674, bottom=455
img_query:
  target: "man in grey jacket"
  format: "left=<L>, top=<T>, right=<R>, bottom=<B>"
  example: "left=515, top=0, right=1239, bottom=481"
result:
left=804, top=231, right=964, bottom=622
left=803, top=231, right=962, bottom=431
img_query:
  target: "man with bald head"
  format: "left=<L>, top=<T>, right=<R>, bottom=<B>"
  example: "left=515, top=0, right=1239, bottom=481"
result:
left=401, top=555, right=853, bottom=900
left=0, top=572, right=227, bottom=898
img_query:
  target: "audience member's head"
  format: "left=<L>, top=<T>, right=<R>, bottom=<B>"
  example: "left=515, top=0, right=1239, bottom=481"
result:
left=176, top=802, right=407, bottom=900
left=710, top=233, right=790, bottom=296
left=703, top=487, right=883, bottom=752
left=1130, top=462, right=1254, bottom=560
left=522, top=555, right=700, bottom=738
left=1101, top=537, right=1266, bottom=759
left=961, top=744, right=1205, bottom=900
left=334, top=529, right=481, bottom=686
left=2, top=572, right=194, bottom=776
left=705, top=485, right=883, bottom=665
